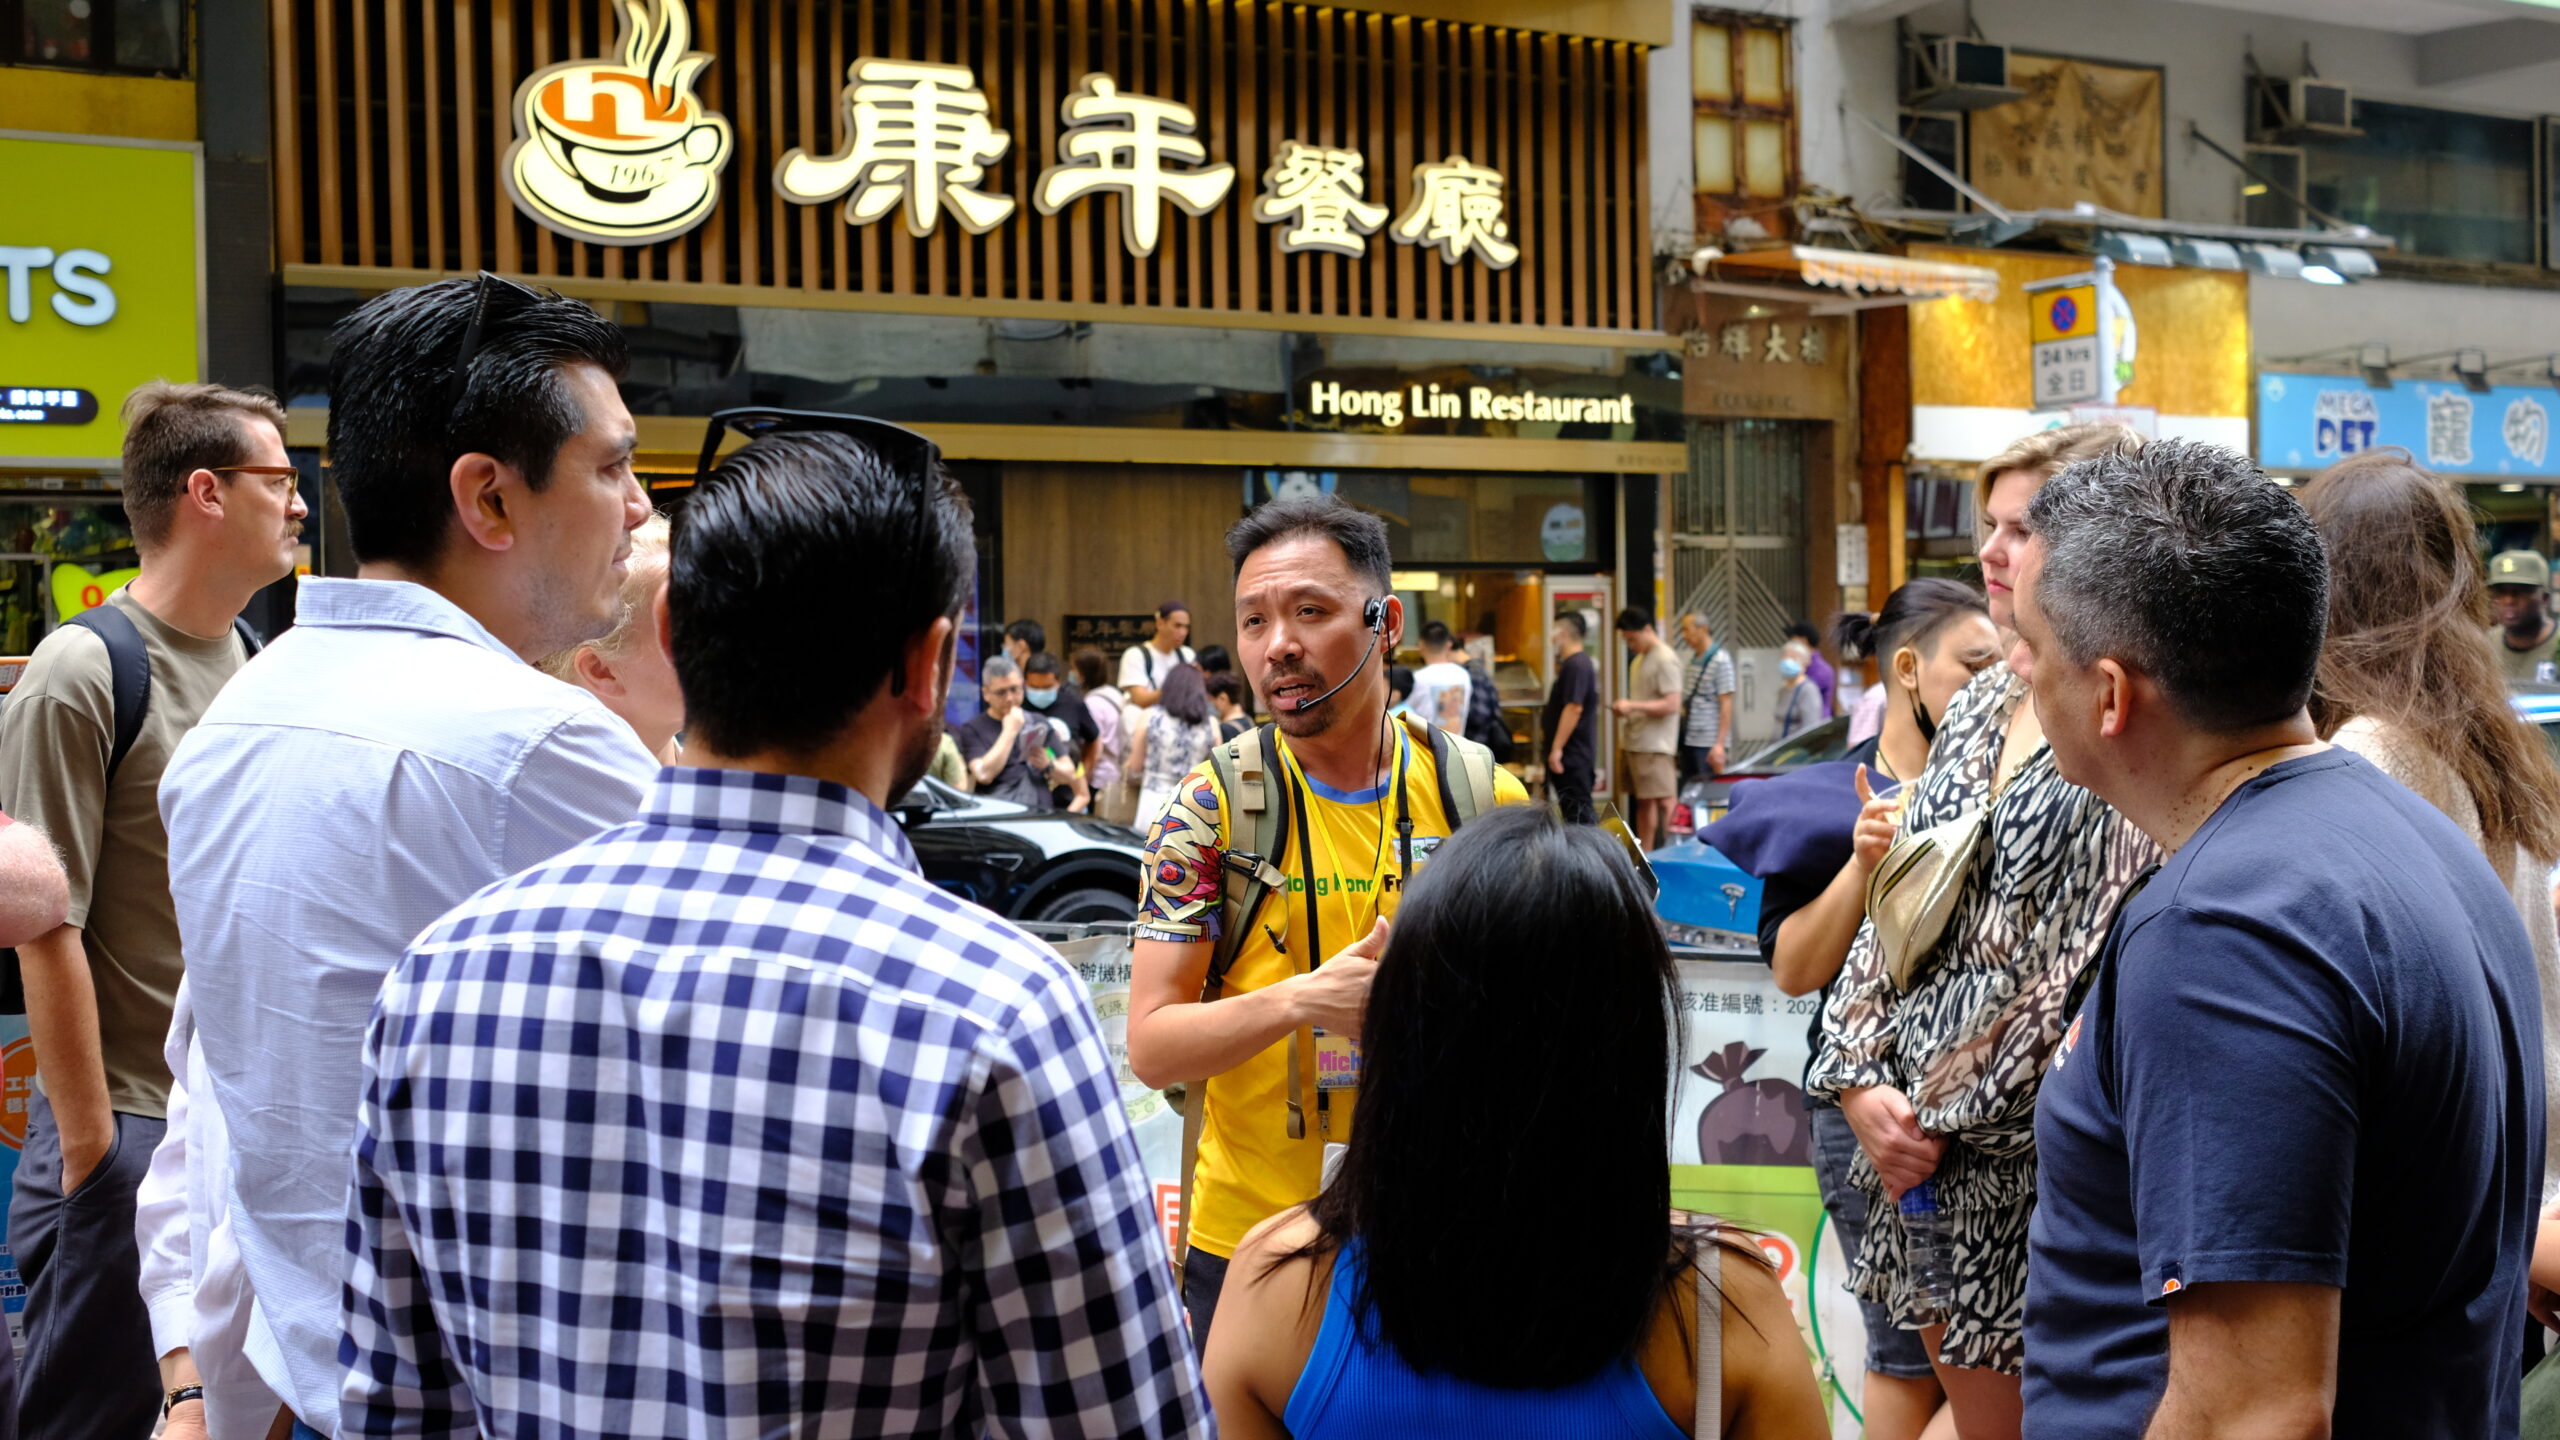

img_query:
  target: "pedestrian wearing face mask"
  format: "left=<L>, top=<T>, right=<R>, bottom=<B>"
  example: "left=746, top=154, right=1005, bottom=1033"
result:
left=1774, top=640, right=1823, bottom=740
left=1024, top=652, right=1095, bottom=812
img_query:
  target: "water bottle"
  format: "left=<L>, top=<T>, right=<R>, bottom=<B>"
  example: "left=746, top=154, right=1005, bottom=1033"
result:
left=1898, top=1180, right=1956, bottom=1319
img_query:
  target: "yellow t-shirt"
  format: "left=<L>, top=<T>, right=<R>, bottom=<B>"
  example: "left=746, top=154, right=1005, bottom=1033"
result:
left=1136, top=716, right=1529, bottom=1259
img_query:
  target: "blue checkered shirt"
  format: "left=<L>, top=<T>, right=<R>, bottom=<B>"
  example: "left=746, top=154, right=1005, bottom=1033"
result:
left=338, top=767, right=1208, bottom=1438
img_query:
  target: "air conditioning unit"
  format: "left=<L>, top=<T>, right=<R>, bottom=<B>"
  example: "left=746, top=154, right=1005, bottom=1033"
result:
left=1900, top=113, right=1963, bottom=210
left=2243, top=145, right=2305, bottom=231
left=1902, top=36, right=2024, bottom=112
left=2252, top=77, right=2359, bottom=141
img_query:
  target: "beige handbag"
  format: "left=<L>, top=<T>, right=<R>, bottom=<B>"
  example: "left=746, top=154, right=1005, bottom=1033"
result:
left=1866, top=807, right=1992, bottom=992
left=1865, top=738, right=2028, bottom=991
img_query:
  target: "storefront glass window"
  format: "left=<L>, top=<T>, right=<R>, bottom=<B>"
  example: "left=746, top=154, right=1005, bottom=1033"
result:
left=114, top=0, right=181, bottom=71
left=19, top=0, right=93, bottom=65
left=284, top=292, right=1682, bottom=443
left=1245, top=470, right=1610, bottom=570
left=2303, top=100, right=2536, bottom=267
left=12, top=0, right=180, bottom=72
left=0, top=497, right=139, bottom=656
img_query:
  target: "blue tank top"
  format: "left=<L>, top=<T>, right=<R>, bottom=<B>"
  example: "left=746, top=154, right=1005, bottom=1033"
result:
left=1282, top=1239, right=1691, bottom=1440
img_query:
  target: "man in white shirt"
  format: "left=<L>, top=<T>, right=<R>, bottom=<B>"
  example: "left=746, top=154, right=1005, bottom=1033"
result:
left=1406, top=619, right=1472, bottom=733
left=1118, top=599, right=1196, bottom=705
left=156, top=274, right=657, bottom=1438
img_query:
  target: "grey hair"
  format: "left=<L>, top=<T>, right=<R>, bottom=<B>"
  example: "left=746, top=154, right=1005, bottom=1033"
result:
left=2025, top=438, right=2329, bottom=734
left=979, top=655, right=1020, bottom=685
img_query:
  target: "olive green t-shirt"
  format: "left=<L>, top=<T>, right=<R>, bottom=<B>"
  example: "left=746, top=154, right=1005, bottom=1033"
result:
left=2491, top=622, right=2560, bottom=684
left=0, top=587, right=247, bottom=1118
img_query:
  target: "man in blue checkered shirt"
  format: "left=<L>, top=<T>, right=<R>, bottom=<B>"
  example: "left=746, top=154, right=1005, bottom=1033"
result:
left=338, top=423, right=1207, bottom=1437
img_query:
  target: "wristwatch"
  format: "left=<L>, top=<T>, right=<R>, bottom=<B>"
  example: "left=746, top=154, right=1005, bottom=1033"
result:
left=163, top=1384, right=205, bottom=1418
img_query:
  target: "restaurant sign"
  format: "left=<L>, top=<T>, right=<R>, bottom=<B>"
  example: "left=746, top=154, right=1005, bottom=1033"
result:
left=1306, top=380, right=1637, bottom=430
left=507, top=0, right=1520, bottom=266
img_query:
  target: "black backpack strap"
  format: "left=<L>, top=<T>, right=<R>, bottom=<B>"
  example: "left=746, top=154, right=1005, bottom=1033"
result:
left=66, top=604, right=150, bottom=786
left=232, top=615, right=265, bottom=656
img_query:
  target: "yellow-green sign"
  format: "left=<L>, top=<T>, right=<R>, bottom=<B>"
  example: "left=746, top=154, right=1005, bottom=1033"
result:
left=0, top=132, right=202, bottom=468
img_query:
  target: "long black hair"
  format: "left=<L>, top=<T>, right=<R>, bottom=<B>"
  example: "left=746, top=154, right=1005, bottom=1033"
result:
left=1279, top=804, right=1689, bottom=1387
left=1832, top=577, right=1988, bottom=671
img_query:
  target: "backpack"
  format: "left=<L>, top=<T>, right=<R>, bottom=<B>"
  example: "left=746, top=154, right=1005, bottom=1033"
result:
left=1170, top=712, right=1501, bottom=1274
left=0, top=604, right=263, bottom=1014
left=1459, top=657, right=1514, bottom=763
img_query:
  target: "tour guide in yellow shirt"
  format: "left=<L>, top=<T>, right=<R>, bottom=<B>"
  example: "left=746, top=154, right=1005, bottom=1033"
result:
left=1128, top=494, right=1527, bottom=1353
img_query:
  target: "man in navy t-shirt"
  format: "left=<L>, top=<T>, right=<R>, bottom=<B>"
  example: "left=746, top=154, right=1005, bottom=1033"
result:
left=2007, top=439, right=2542, bottom=1438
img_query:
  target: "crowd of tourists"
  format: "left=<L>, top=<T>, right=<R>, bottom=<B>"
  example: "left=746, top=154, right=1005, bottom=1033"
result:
left=0, top=274, right=2550, bottom=1440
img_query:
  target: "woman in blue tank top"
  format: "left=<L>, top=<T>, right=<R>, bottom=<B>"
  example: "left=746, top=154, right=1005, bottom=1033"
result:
left=1200, top=805, right=1828, bottom=1439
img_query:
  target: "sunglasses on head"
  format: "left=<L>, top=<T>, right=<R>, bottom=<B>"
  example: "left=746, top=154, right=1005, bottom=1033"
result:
left=691, top=407, right=941, bottom=485
left=446, top=271, right=558, bottom=404
left=692, top=408, right=949, bottom=698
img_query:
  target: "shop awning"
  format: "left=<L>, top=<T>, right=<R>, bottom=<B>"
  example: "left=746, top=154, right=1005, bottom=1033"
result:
left=1714, top=246, right=2003, bottom=304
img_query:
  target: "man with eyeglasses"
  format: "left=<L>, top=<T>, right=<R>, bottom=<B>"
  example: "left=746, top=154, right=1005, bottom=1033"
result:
left=156, top=275, right=657, bottom=1440
left=335, top=416, right=1208, bottom=1436
left=0, top=381, right=304, bottom=1440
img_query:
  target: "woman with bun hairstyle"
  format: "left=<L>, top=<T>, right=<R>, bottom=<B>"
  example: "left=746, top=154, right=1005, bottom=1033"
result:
left=1703, top=577, right=1999, bottom=1439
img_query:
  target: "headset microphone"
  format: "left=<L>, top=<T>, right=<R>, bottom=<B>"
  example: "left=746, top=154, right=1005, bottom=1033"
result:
left=1287, top=597, right=1389, bottom=713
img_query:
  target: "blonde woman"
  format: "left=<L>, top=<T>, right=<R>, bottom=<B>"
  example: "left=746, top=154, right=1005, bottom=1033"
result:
left=1805, top=425, right=2154, bottom=1440
left=538, top=514, right=683, bottom=763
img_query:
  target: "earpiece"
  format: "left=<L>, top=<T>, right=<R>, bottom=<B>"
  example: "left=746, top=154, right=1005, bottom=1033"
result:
left=1362, top=596, right=1386, bottom=632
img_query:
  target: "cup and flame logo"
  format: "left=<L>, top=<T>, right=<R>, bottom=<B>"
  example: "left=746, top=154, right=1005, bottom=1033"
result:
left=502, top=0, right=734, bottom=245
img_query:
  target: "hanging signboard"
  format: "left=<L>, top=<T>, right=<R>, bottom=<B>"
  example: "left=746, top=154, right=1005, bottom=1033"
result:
left=2027, top=279, right=2104, bottom=409
left=2257, top=372, right=2557, bottom=477
left=0, top=132, right=204, bottom=469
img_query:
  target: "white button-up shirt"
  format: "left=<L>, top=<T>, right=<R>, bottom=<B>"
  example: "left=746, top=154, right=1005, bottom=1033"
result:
left=160, top=577, right=656, bottom=1434
left=135, top=979, right=289, bottom=1440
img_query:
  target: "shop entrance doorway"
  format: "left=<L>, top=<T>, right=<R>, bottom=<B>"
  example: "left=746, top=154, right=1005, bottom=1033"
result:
left=1671, top=419, right=1811, bottom=746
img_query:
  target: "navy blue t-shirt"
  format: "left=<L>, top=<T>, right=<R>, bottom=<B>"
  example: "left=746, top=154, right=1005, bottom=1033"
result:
left=2026, top=751, right=2542, bottom=1438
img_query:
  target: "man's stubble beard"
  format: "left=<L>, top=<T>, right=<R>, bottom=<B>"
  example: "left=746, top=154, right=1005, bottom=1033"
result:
left=887, top=641, right=959, bottom=805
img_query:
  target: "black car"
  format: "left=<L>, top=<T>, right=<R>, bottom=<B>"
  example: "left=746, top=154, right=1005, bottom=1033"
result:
left=1669, top=715, right=1857, bottom=839
left=893, top=776, right=1147, bottom=923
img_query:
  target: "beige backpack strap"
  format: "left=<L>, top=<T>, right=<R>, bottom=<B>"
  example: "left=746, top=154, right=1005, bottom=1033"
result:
left=1693, top=1223, right=1724, bottom=1440
left=1413, top=714, right=1500, bottom=827
left=1173, top=723, right=1291, bottom=1277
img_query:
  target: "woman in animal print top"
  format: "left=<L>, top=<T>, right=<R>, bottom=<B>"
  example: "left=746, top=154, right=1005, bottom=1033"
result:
left=1806, top=425, right=2158, bottom=1440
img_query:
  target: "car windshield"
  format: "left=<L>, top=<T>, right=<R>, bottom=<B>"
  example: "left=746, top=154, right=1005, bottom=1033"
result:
left=1735, top=715, right=1852, bottom=771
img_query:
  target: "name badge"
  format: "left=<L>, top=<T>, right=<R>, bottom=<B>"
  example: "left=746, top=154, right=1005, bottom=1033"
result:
left=1313, top=1028, right=1363, bottom=1091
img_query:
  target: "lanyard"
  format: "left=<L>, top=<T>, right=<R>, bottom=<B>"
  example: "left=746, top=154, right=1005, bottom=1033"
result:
left=1279, top=724, right=1413, bottom=1135
left=1280, top=724, right=1414, bottom=964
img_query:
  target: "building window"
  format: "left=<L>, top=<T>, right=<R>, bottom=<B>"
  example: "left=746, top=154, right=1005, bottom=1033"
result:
left=6, top=0, right=185, bottom=75
left=1692, top=9, right=1794, bottom=245
left=2301, top=99, right=2536, bottom=268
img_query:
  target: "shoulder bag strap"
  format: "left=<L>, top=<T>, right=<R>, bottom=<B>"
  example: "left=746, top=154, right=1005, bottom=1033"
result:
left=231, top=615, right=265, bottom=656
left=66, top=604, right=150, bottom=786
left=1694, top=1226, right=1724, bottom=1440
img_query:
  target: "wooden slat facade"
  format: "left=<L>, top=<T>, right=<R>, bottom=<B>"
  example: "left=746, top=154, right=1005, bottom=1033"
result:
left=273, top=0, right=1654, bottom=332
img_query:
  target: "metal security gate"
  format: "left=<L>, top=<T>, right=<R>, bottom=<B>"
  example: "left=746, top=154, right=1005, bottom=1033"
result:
left=1671, top=418, right=1809, bottom=648
left=1672, top=419, right=1812, bottom=746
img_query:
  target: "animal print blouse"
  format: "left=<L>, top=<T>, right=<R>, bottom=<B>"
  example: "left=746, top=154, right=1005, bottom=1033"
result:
left=1806, top=666, right=2159, bottom=1210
